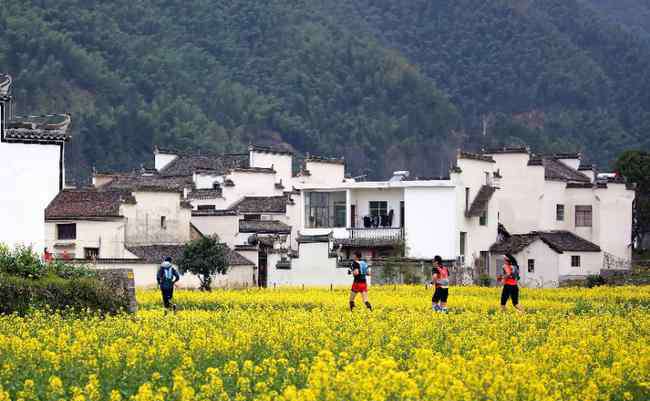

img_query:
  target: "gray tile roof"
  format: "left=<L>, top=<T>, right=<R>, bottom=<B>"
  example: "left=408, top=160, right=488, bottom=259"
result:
left=230, top=195, right=292, bottom=214
left=4, top=114, right=71, bottom=144
left=490, top=231, right=601, bottom=254
left=100, top=172, right=192, bottom=192
left=458, top=151, right=496, bottom=163
left=127, top=244, right=255, bottom=266
left=188, top=189, right=223, bottom=200
left=543, top=158, right=591, bottom=183
left=239, top=220, right=292, bottom=234
left=466, top=185, right=496, bottom=217
left=159, top=154, right=248, bottom=177
left=45, top=189, right=134, bottom=220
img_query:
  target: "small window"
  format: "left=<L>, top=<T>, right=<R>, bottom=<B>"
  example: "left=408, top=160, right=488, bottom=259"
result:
left=479, top=210, right=488, bottom=226
left=84, top=247, right=99, bottom=260
left=369, top=201, right=388, bottom=217
left=528, top=259, right=535, bottom=273
left=575, top=205, right=592, bottom=227
left=161, top=216, right=167, bottom=229
left=571, top=255, right=581, bottom=267
left=556, top=204, right=565, bottom=221
left=57, top=224, right=76, bottom=240
left=465, top=188, right=470, bottom=212
left=197, top=205, right=216, bottom=211
left=459, top=232, right=467, bottom=256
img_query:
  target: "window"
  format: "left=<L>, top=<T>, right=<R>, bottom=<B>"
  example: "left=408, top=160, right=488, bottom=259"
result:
left=571, top=255, right=581, bottom=267
left=84, top=248, right=99, bottom=260
left=334, top=202, right=346, bottom=227
left=575, top=205, right=592, bottom=227
left=197, top=205, right=215, bottom=211
left=465, top=188, right=470, bottom=212
left=459, top=232, right=466, bottom=256
left=305, top=191, right=346, bottom=228
left=160, top=216, right=167, bottom=230
left=369, top=201, right=388, bottom=217
left=480, top=251, right=490, bottom=273
left=556, top=204, right=565, bottom=221
left=244, top=214, right=261, bottom=220
left=57, top=224, right=76, bottom=240
left=479, top=210, right=488, bottom=226
left=528, top=259, right=535, bottom=273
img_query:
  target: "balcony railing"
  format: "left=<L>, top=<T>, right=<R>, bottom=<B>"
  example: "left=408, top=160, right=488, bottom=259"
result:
left=336, top=227, right=404, bottom=247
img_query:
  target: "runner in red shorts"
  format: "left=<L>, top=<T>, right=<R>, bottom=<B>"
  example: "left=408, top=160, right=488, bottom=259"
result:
left=349, top=251, right=372, bottom=311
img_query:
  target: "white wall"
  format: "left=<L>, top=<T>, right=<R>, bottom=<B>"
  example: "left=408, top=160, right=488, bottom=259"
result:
left=514, top=240, right=560, bottom=288
left=304, top=161, right=345, bottom=186
left=0, top=141, right=61, bottom=250
left=92, top=263, right=255, bottom=288
left=194, top=172, right=222, bottom=190
left=44, top=219, right=136, bottom=259
left=350, top=188, right=403, bottom=228
left=558, top=252, right=602, bottom=277
left=155, top=153, right=177, bottom=171
left=454, top=159, right=499, bottom=266
left=191, top=215, right=239, bottom=247
left=489, top=153, right=545, bottom=234
left=249, top=151, right=293, bottom=187
left=404, top=187, right=456, bottom=259
left=267, top=242, right=350, bottom=286
left=596, top=184, right=634, bottom=260
left=226, top=170, right=281, bottom=197
left=124, top=191, right=191, bottom=245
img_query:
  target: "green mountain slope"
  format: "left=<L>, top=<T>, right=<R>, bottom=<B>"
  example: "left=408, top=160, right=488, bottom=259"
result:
left=1, top=0, right=649, bottom=181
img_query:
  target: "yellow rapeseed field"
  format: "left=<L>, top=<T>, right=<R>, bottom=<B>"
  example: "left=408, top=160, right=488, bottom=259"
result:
left=0, top=286, right=648, bottom=401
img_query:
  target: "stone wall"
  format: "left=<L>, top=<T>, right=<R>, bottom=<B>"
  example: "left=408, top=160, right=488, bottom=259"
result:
left=95, top=269, right=138, bottom=313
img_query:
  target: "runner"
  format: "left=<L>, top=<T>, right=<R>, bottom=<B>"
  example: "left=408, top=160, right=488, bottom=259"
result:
left=157, top=256, right=180, bottom=312
left=349, top=251, right=372, bottom=311
left=499, top=253, right=524, bottom=313
left=431, top=255, right=449, bottom=312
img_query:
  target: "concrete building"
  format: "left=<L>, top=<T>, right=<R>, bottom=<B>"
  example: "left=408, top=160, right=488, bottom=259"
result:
left=0, top=74, right=71, bottom=251
left=481, top=147, right=635, bottom=286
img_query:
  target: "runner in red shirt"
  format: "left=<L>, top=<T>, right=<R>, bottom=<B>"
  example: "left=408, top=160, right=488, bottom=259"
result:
left=349, top=251, right=372, bottom=311
left=499, top=254, right=524, bottom=313
left=431, top=255, right=449, bottom=313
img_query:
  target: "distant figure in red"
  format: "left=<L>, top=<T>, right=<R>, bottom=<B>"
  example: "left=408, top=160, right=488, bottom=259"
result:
left=499, top=254, right=524, bottom=313
left=431, top=255, right=449, bottom=313
left=43, top=248, right=53, bottom=263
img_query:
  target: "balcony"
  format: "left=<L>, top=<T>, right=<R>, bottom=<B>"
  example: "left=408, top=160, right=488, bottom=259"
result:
left=336, top=227, right=404, bottom=247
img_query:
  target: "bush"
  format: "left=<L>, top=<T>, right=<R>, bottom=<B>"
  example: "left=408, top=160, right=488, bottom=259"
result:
left=0, top=244, right=95, bottom=279
left=586, top=275, right=606, bottom=288
left=478, top=274, right=492, bottom=287
left=0, top=274, right=128, bottom=315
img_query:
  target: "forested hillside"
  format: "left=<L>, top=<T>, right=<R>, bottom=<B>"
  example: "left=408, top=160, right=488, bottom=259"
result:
left=1, top=0, right=649, bottom=181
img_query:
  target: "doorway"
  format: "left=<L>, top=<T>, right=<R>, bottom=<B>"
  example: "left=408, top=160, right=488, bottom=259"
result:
left=258, top=248, right=268, bottom=288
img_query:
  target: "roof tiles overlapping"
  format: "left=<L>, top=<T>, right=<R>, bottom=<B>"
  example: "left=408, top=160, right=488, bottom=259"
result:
left=490, top=231, right=601, bottom=254
left=45, top=189, right=135, bottom=220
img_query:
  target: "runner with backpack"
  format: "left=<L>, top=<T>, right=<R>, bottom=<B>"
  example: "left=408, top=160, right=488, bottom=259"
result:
left=431, top=255, right=450, bottom=313
left=349, top=251, right=372, bottom=311
left=499, top=253, right=524, bottom=313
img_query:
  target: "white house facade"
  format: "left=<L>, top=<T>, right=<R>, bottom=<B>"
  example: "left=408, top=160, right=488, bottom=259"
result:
left=0, top=74, right=71, bottom=251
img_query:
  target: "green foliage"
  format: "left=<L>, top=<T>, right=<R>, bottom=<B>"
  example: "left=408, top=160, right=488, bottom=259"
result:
left=177, top=236, right=229, bottom=291
left=0, top=244, right=95, bottom=280
left=1, top=0, right=649, bottom=179
left=0, top=274, right=128, bottom=315
left=585, top=275, right=606, bottom=288
left=616, top=150, right=650, bottom=247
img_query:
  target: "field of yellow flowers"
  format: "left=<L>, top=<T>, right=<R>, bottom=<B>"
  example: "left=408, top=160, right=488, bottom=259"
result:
left=0, top=286, right=648, bottom=401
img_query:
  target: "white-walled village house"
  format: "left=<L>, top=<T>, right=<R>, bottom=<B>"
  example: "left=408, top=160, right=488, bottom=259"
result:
left=0, top=74, right=71, bottom=251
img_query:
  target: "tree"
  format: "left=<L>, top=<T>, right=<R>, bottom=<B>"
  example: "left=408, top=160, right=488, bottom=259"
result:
left=177, top=236, right=228, bottom=291
left=615, top=150, right=650, bottom=250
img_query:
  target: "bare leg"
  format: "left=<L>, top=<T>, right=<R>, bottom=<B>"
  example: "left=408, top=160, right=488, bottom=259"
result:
left=361, top=291, right=372, bottom=310
left=349, top=291, right=356, bottom=310
left=514, top=304, right=525, bottom=313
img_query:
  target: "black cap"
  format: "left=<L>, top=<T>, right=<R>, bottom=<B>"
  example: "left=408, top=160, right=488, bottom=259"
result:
left=164, top=256, right=172, bottom=262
